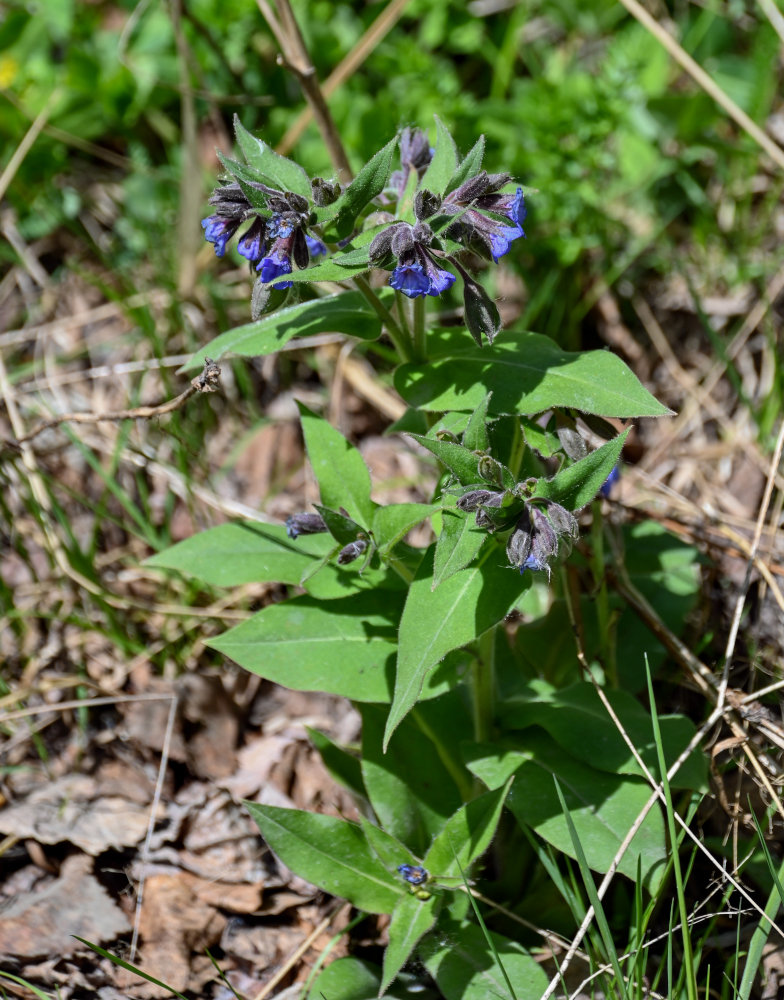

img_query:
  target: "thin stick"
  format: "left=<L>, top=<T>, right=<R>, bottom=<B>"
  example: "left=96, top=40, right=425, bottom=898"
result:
left=129, top=694, right=179, bottom=962
left=616, top=0, right=784, bottom=171
left=251, top=901, right=350, bottom=1000
left=256, top=0, right=353, bottom=180
left=0, top=88, right=61, bottom=203
left=3, top=358, right=221, bottom=449
left=277, top=0, right=411, bottom=156
left=717, top=418, right=784, bottom=711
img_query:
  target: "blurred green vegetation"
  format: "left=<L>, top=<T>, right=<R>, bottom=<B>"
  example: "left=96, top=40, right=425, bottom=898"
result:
left=3, top=0, right=783, bottom=344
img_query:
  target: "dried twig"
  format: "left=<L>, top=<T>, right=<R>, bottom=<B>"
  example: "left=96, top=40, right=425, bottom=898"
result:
left=2, top=357, right=221, bottom=451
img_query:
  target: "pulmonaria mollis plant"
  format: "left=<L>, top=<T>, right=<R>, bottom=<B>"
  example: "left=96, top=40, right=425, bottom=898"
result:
left=152, top=116, right=684, bottom=998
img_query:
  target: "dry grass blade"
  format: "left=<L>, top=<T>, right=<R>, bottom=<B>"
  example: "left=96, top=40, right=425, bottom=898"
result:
left=616, top=0, right=784, bottom=170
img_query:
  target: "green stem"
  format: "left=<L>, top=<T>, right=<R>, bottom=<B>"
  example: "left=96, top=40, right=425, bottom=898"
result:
left=395, top=290, right=411, bottom=341
left=591, top=499, right=616, bottom=686
left=412, top=294, right=427, bottom=362
left=353, top=275, right=413, bottom=363
left=473, top=627, right=496, bottom=743
left=507, top=417, right=525, bottom=479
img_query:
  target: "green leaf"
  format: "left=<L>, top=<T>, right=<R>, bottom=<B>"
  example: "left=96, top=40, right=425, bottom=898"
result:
left=408, top=434, right=515, bottom=489
left=532, top=431, right=628, bottom=511
left=183, top=292, right=384, bottom=370
left=462, top=391, right=491, bottom=452
left=520, top=414, right=559, bottom=457
left=331, top=136, right=398, bottom=238
left=433, top=511, right=487, bottom=588
left=382, top=892, right=441, bottom=995
left=385, top=544, right=529, bottom=747
left=146, top=521, right=394, bottom=600
left=420, top=920, right=549, bottom=1000
left=420, top=116, right=459, bottom=196
left=445, top=135, right=486, bottom=194
left=210, top=590, right=402, bottom=702
left=395, top=331, right=672, bottom=417
left=145, top=522, right=324, bottom=587
left=298, top=402, right=375, bottom=525
left=362, top=703, right=463, bottom=856
left=465, top=731, right=667, bottom=888
left=233, top=115, right=312, bottom=197
left=498, top=679, right=707, bottom=791
left=307, top=957, right=439, bottom=1000
left=308, top=728, right=366, bottom=802
left=423, top=778, right=512, bottom=879
left=315, top=505, right=366, bottom=546
left=361, top=817, right=414, bottom=874
left=372, top=503, right=434, bottom=555
left=245, top=804, right=400, bottom=913
left=263, top=254, right=372, bottom=285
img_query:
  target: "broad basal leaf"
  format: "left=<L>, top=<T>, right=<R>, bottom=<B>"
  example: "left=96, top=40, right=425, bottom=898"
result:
left=465, top=730, right=667, bottom=888
left=395, top=331, right=672, bottom=418
left=210, top=590, right=402, bottom=702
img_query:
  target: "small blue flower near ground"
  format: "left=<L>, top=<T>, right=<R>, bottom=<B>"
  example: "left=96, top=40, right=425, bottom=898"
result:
left=397, top=864, right=429, bottom=886
left=257, top=252, right=293, bottom=289
left=600, top=464, right=621, bottom=498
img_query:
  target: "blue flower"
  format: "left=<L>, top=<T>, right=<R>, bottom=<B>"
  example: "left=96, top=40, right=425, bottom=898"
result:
left=237, top=218, right=267, bottom=262
left=397, top=864, right=429, bottom=886
left=487, top=223, right=523, bottom=262
left=201, top=215, right=240, bottom=257
left=305, top=234, right=327, bottom=257
left=257, top=252, right=293, bottom=289
left=390, top=262, right=431, bottom=298
left=600, top=464, right=621, bottom=498
left=426, top=264, right=457, bottom=296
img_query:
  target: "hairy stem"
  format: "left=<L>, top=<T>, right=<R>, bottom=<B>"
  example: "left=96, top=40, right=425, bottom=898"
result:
left=353, top=275, right=414, bottom=363
left=412, top=294, right=427, bottom=362
left=473, top=627, right=496, bottom=743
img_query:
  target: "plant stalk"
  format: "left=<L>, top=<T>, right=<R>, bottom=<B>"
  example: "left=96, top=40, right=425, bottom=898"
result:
left=412, top=294, right=427, bottom=361
left=473, top=627, right=496, bottom=743
left=353, top=275, right=414, bottom=363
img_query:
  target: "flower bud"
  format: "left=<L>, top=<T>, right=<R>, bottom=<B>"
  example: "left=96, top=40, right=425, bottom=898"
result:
left=557, top=426, right=588, bottom=461
left=338, top=538, right=368, bottom=565
left=311, top=177, right=340, bottom=206
left=456, top=489, right=504, bottom=512
left=464, top=276, right=501, bottom=347
left=414, top=190, right=442, bottom=220
left=368, top=226, right=396, bottom=264
left=477, top=455, right=505, bottom=487
left=286, top=512, right=328, bottom=539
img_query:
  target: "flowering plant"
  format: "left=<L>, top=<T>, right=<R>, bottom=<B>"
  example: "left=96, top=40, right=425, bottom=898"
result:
left=152, top=118, right=705, bottom=997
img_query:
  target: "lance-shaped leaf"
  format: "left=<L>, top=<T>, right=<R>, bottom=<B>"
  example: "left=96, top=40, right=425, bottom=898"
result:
left=433, top=511, right=487, bottom=588
left=445, top=135, right=486, bottom=195
left=408, top=434, right=515, bottom=489
left=395, top=331, right=672, bottom=418
left=385, top=544, right=529, bottom=747
left=184, top=292, right=386, bottom=370
left=245, top=804, right=400, bottom=913
left=532, top=430, right=628, bottom=511
left=423, top=777, right=512, bottom=879
left=233, top=115, right=312, bottom=198
left=381, top=893, right=441, bottom=996
left=298, top=402, right=375, bottom=526
left=328, top=136, right=398, bottom=238
left=420, top=116, right=459, bottom=196
left=372, top=503, right=435, bottom=555
left=462, top=392, right=492, bottom=452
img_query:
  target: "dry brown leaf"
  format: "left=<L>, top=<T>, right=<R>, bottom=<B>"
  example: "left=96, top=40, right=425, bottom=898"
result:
left=0, top=774, right=153, bottom=855
left=0, top=853, right=129, bottom=959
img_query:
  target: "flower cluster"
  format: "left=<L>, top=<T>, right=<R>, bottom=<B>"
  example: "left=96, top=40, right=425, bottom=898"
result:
left=457, top=490, right=577, bottom=578
left=369, top=148, right=527, bottom=303
left=202, top=181, right=327, bottom=291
